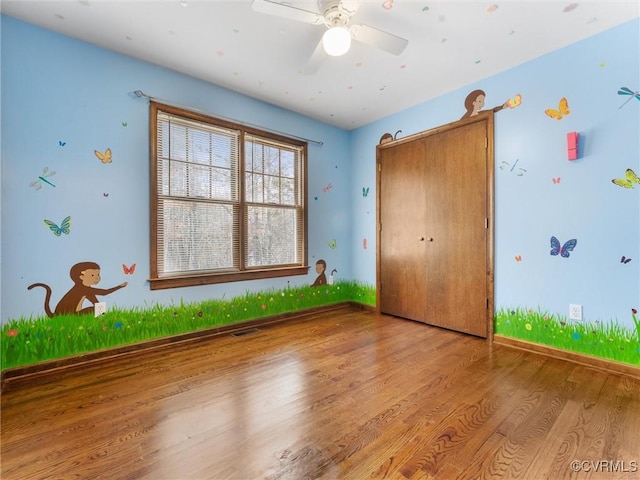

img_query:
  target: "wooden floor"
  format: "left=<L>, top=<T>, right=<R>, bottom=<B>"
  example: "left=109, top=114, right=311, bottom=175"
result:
left=2, top=306, right=639, bottom=480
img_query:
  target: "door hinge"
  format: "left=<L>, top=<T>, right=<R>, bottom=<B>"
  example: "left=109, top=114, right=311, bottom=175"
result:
left=485, top=137, right=488, bottom=149
left=378, top=163, right=381, bottom=172
left=485, top=218, right=488, bottom=229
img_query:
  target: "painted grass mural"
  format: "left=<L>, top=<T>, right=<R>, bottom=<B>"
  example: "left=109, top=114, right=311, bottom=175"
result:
left=1, top=281, right=376, bottom=370
left=495, top=307, right=640, bottom=366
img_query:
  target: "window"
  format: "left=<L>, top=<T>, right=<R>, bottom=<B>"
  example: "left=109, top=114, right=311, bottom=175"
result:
left=149, top=102, right=308, bottom=290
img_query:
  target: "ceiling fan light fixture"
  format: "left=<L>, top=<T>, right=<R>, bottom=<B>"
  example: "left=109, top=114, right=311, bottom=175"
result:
left=322, top=26, right=351, bottom=56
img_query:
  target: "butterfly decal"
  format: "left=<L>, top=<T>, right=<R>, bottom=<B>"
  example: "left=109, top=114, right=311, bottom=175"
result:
left=550, top=236, right=577, bottom=258
left=617, top=86, right=640, bottom=109
left=322, top=182, right=333, bottom=193
left=313, top=196, right=318, bottom=200
left=621, top=256, right=632, bottom=264
left=545, top=97, right=570, bottom=120
left=552, top=177, right=561, bottom=184
left=122, top=121, right=128, bottom=127
left=58, top=140, right=66, bottom=147
left=507, top=94, right=522, bottom=109
left=514, top=255, right=522, bottom=262
left=44, top=216, right=71, bottom=236
left=362, top=238, right=368, bottom=250
left=30, top=167, right=56, bottom=190
left=362, top=187, right=369, bottom=197
left=328, top=239, right=337, bottom=249
left=499, top=159, right=526, bottom=176
left=122, top=263, right=136, bottom=275
left=612, top=169, right=640, bottom=189
left=94, top=148, right=112, bottom=164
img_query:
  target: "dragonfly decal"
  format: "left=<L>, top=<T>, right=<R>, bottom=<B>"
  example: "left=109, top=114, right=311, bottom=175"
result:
left=618, top=87, right=640, bottom=109
left=499, top=159, right=526, bottom=176
left=29, top=167, right=56, bottom=190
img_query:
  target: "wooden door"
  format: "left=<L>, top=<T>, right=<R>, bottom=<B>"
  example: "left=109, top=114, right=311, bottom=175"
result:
left=377, top=115, right=493, bottom=338
left=378, top=139, right=429, bottom=322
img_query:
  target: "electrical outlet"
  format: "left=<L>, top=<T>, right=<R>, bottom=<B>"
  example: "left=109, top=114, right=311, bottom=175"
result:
left=569, top=304, right=582, bottom=321
left=94, top=302, right=107, bottom=317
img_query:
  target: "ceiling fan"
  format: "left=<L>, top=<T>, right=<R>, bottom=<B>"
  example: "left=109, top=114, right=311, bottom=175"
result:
left=251, top=0, right=409, bottom=73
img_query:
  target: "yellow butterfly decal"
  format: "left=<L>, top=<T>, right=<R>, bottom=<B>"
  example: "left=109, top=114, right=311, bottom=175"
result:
left=507, top=93, right=522, bottom=108
left=94, top=148, right=112, bottom=164
left=612, top=168, right=640, bottom=189
left=545, top=97, right=570, bottom=120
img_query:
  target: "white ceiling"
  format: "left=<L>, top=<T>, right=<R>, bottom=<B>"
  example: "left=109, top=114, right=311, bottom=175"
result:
left=2, top=1, right=638, bottom=130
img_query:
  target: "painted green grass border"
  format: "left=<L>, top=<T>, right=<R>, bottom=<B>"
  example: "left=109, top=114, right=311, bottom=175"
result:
left=495, top=307, right=640, bottom=366
left=1, top=281, right=376, bottom=370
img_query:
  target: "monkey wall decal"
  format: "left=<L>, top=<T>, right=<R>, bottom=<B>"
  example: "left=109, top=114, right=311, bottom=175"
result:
left=460, top=89, right=514, bottom=119
left=28, top=261, right=128, bottom=317
left=378, top=130, right=403, bottom=145
left=311, top=259, right=327, bottom=287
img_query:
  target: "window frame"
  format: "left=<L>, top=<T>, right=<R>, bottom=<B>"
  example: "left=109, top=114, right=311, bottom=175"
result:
left=149, top=102, right=309, bottom=290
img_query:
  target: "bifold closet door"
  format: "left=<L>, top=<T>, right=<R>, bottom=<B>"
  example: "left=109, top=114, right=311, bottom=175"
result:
left=378, top=139, right=429, bottom=323
left=378, top=117, right=490, bottom=338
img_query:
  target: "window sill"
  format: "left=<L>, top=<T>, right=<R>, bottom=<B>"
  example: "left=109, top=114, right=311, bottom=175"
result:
left=149, top=266, right=310, bottom=290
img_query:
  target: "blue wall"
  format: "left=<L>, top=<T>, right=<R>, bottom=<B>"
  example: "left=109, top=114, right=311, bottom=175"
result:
left=2, top=15, right=639, bottom=343
left=351, top=18, right=639, bottom=334
left=0, top=15, right=351, bottom=322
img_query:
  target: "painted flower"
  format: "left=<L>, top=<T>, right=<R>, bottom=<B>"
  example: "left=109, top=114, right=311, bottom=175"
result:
left=261, top=304, right=267, bottom=310
left=114, top=322, right=123, bottom=329
left=525, top=323, right=532, bottom=331
left=571, top=332, right=581, bottom=340
left=6, top=329, right=18, bottom=337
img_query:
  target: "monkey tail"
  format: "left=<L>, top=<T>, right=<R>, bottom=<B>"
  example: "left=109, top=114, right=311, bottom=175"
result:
left=27, top=283, right=54, bottom=318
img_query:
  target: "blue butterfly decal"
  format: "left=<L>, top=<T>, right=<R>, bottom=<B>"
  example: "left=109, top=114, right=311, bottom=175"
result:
left=362, top=187, right=369, bottom=197
left=550, top=236, right=576, bottom=258
left=44, top=216, right=71, bottom=236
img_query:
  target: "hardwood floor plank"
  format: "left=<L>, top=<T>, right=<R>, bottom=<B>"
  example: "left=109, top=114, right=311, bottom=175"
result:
left=2, top=308, right=639, bottom=480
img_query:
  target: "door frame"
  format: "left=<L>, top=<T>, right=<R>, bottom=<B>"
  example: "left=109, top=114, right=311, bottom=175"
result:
left=375, top=112, right=495, bottom=340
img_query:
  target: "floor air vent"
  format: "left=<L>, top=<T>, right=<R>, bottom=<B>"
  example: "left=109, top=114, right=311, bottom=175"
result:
left=231, top=328, right=261, bottom=337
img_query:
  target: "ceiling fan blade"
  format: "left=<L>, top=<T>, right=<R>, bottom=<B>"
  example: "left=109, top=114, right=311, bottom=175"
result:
left=302, top=39, right=326, bottom=75
left=338, top=0, right=360, bottom=16
left=251, top=0, right=324, bottom=25
left=349, top=23, right=408, bottom=55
